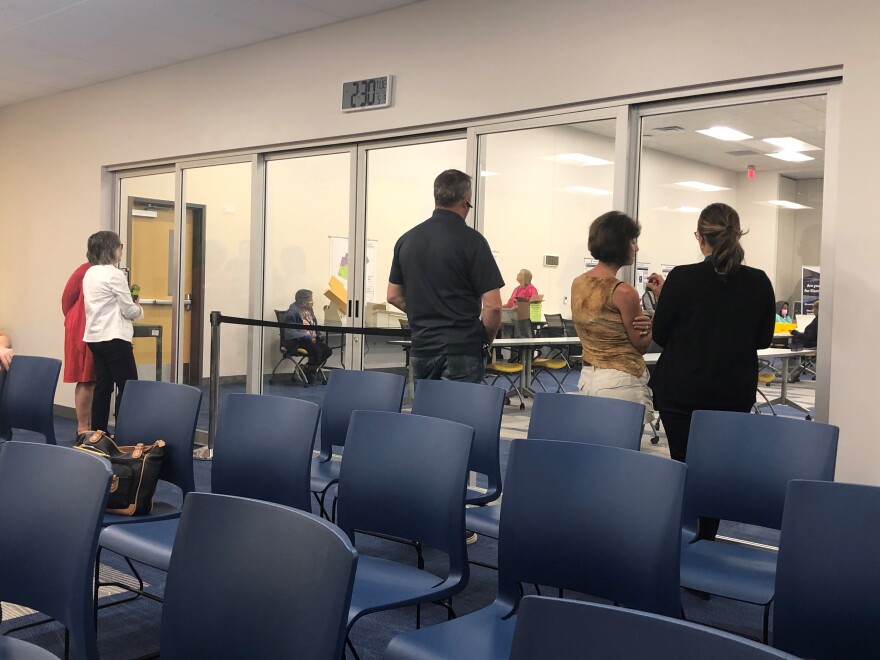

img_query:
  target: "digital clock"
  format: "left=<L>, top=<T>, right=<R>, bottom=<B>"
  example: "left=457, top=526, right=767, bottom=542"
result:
left=342, top=75, right=392, bottom=112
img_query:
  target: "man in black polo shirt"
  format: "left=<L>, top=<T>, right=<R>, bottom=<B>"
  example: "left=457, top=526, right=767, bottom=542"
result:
left=387, top=169, right=503, bottom=383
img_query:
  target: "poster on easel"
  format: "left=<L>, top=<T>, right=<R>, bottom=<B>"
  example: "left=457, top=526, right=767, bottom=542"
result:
left=329, top=236, right=378, bottom=303
left=802, top=265, right=820, bottom=314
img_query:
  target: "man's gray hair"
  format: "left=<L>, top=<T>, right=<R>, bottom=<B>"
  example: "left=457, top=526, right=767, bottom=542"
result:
left=433, top=169, right=472, bottom=208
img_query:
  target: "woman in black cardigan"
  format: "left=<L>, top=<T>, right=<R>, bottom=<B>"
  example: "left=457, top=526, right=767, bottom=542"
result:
left=646, top=203, right=775, bottom=464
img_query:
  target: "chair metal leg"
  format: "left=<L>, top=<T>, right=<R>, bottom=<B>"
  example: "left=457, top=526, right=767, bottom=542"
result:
left=268, top=355, right=294, bottom=385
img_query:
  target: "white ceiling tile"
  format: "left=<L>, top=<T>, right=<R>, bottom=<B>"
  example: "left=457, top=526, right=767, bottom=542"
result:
left=209, top=1, right=340, bottom=34
left=297, top=0, right=425, bottom=20
left=0, top=0, right=424, bottom=108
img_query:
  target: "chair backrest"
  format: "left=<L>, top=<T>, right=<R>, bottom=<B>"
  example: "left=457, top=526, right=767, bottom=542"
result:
left=161, top=493, right=357, bottom=660
left=543, top=313, right=565, bottom=337
left=0, top=442, right=112, bottom=660
left=212, top=393, right=319, bottom=511
left=774, top=480, right=880, bottom=659
left=498, top=439, right=685, bottom=618
left=412, top=379, right=505, bottom=503
left=684, top=411, right=838, bottom=531
left=336, top=411, right=472, bottom=571
left=114, top=380, right=202, bottom=495
left=0, top=355, right=62, bottom=444
left=317, top=369, right=405, bottom=460
left=528, top=392, right=643, bottom=451
left=510, top=596, right=796, bottom=660
left=274, top=309, right=289, bottom=348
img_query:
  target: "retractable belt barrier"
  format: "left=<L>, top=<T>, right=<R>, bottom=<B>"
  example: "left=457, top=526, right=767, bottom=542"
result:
left=208, top=311, right=411, bottom=454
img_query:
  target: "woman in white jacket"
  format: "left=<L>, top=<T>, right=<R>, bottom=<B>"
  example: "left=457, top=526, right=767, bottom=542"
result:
left=82, top=231, right=143, bottom=432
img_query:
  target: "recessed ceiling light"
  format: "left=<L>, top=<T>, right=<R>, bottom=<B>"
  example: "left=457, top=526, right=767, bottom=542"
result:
left=696, top=126, right=753, bottom=141
left=480, top=170, right=499, bottom=177
left=766, top=151, right=815, bottom=162
left=546, top=153, right=613, bottom=166
left=767, top=200, right=813, bottom=210
left=655, top=205, right=702, bottom=213
left=673, top=181, right=731, bottom=192
left=563, top=186, right=612, bottom=196
left=762, top=137, right=821, bottom=152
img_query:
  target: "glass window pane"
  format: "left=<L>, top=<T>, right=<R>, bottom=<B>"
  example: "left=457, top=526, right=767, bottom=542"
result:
left=120, top=172, right=175, bottom=382
left=480, top=120, right=617, bottom=324
left=637, top=95, right=826, bottom=415
left=183, top=162, right=252, bottom=427
left=263, top=152, right=351, bottom=389
left=362, top=139, right=467, bottom=370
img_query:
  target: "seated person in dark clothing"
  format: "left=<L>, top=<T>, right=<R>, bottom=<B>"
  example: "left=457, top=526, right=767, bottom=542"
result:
left=282, top=289, right=333, bottom=384
left=791, top=298, right=819, bottom=348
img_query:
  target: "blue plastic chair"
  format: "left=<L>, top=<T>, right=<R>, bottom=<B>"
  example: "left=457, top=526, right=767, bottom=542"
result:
left=97, top=393, right=319, bottom=603
left=773, top=480, right=880, bottom=659
left=466, top=392, right=645, bottom=540
left=385, top=438, right=686, bottom=660
left=510, top=596, right=796, bottom=659
left=0, top=355, right=62, bottom=444
left=311, top=369, right=405, bottom=518
left=160, top=493, right=357, bottom=660
left=412, top=379, right=505, bottom=506
left=100, top=380, right=202, bottom=527
left=680, top=410, right=839, bottom=643
left=335, top=411, right=472, bottom=652
left=0, top=442, right=111, bottom=660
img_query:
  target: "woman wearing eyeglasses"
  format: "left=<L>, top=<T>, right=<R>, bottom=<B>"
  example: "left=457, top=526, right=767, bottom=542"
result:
left=82, top=231, right=143, bottom=432
left=571, top=212, right=655, bottom=422
left=646, top=203, right=775, bottom=464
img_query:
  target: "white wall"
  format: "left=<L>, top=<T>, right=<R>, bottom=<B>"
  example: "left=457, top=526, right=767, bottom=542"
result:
left=1, top=0, right=878, bottom=483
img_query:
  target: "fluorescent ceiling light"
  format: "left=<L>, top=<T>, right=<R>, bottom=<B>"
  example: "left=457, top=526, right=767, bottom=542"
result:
left=766, top=151, right=815, bottom=162
left=767, top=199, right=813, bottom=210
left=763, top=137, right=821, bottom=152
left=547, top=153, right=613, bottom=166
left=696, top=126, right=753, bottom=141
left=563, top=185, right=612, bottom=196
left=480, top=170, right=499, bottom=177
left=673, top=181, right=730, bottom=192
left=655, top=205, right=702, bottom=213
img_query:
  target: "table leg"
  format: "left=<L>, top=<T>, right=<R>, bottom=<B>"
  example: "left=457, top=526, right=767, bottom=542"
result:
left=762, top=355, right=811, bottom=414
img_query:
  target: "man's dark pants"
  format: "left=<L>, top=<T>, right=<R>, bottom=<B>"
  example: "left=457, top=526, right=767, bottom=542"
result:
left=411, top=353, right=484, bottom=384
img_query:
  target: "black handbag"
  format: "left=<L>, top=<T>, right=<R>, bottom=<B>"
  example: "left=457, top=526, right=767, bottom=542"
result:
left=75, top=430, right=166, bottom=516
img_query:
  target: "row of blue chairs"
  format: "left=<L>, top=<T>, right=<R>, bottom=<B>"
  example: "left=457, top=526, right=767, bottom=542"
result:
left=0, top=441, right=358, bottom=659
left=0, top=360, right=864, bottom=658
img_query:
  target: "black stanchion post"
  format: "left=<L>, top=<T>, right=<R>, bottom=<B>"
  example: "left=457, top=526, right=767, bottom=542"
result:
left=208, top=311, right=221, bottom=458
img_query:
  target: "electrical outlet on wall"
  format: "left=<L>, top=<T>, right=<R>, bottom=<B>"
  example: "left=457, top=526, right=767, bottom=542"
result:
left=562, top=296, right=569, bottom=306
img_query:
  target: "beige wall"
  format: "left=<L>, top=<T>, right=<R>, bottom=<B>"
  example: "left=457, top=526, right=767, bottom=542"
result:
left=1, top=0, right=878, bottom=482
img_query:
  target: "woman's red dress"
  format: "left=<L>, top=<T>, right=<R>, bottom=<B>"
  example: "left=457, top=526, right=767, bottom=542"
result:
left=62, top=262, right=95, bottom=383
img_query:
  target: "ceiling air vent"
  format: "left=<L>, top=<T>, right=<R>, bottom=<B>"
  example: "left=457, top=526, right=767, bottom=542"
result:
left=653, top=125, right=686, bottom=133
left=543, top=255, right=560, bottom=267
left=727, top=149, right=761, bottom=156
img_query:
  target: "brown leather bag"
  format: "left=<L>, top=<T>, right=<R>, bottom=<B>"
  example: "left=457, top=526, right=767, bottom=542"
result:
left=75, top=430, right=166, bottom=516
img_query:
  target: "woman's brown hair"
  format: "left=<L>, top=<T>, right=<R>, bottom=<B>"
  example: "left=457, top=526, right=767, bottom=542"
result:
left=697, top=203, right=747, bottom=277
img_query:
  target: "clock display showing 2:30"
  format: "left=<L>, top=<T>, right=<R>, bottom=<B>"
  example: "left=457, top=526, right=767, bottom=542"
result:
left=342, top=76, right=391, bottom=111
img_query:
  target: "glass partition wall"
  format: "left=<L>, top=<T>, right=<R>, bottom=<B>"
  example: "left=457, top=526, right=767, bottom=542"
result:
left=636, top=93, right=827, bottom=415
left=117, top=84, right=832, bottom=425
